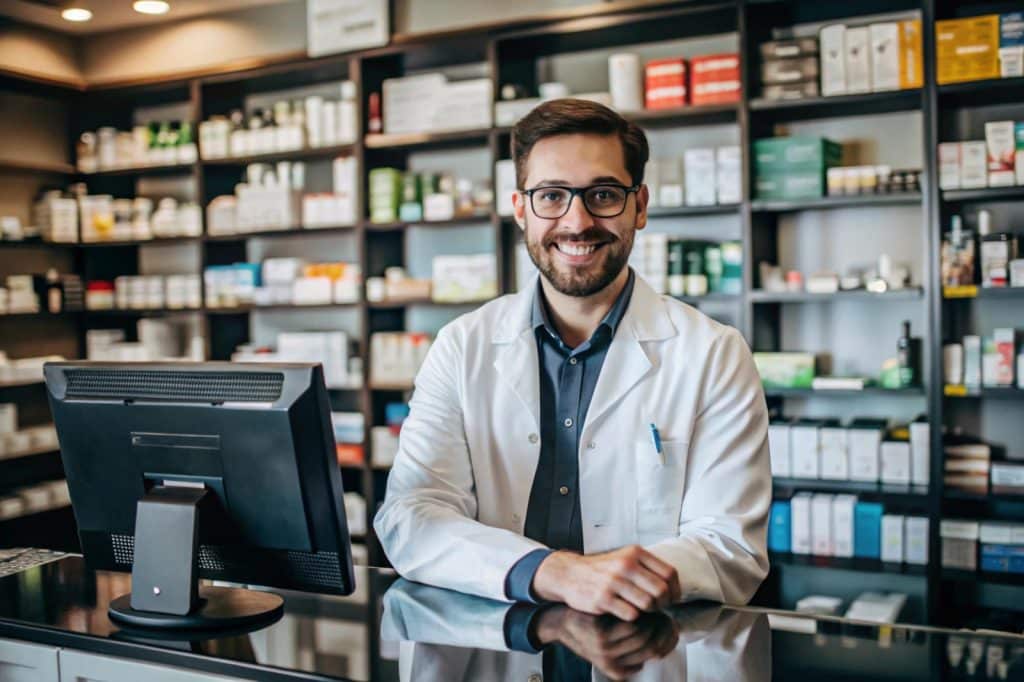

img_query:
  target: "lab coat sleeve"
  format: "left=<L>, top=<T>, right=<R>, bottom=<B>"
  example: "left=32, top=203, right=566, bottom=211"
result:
left=645, top=327, right=771, bottom=605
left=373, top=325, right=547, bottom=602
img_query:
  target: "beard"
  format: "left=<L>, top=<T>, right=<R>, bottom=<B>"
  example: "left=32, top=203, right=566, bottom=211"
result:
left=524, top=217, right=635, bottom=298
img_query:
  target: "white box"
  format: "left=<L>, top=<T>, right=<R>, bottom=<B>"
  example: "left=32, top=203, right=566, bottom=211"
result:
left=791, top=492, right=813, bottom=555
left=811, top=493, right=833, bottom=556
left=881, top=514, right=905, bottom=563
left=768, top=422, right=792, bottom=478
left=0, top=404, right=16, bottom=434
left=1001, top=46, right=1024, bottom=78
left=964, top=335, right=982, bottom=388
left=657, top=159, right=684, bottom=207
left=790, top=422, right=821, bottom=479
left=904, top=516, right=929, bottom=565
left=870, top=23, right=900, bottom=91
left=820, top=426, right=849, bottom=480
left=881, top=441, right=911, bottom=485
left=716, top=146, right=741, bottom=205
left=938, top=142, right=961, bottom=190
left=832, top=494, right=857, bottom=558
left=960, top=141, right=988, bottom=189
left=845, top=27, right=872, bottom=94
left=820, top=24, right=847, bottom=96
left=683, top=148, right=716, bottom=207
left=985, top=121, right=1016, bottom=187
left=909, top=421, right=930, bottom=487
left=495, top=159, right=516, bottom=217
left=848, top=426, right=883, bottom=482
left=278, top=332, right=349, bottom=388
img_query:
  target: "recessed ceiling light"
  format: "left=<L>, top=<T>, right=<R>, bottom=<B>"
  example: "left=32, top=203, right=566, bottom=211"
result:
left=61, top=7, right=93, bottom=22
left=133, top=0, right=170, bottom=15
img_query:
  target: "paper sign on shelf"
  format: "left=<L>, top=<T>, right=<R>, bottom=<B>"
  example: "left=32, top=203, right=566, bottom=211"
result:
left=308, top=0, right=389, bottom=58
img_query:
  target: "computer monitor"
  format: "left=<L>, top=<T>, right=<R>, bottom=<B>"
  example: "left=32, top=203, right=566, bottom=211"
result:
left=44, top=361, right=355, bottom=631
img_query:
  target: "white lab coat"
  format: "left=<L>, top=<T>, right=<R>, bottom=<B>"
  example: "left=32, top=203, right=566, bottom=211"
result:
left=374, top=274, right=771, bottom=604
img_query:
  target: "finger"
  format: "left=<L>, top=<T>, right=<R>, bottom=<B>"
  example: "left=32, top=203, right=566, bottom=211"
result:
left=600, top=595, right=640, bottom=622
left=610, top=576, right=659, bottom=613
left=603, top=626, right=659, bottom=659
left=636, top=552, right=681, bottom=600
left=602, top=617, right=644, bottom=646
left=624, top=565, right=673, bottom=610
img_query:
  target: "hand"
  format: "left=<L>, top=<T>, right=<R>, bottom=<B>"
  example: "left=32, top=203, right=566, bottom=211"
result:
left=532, top=545, right=682, bottom=621
left=533, top=606, right=680, bottom=680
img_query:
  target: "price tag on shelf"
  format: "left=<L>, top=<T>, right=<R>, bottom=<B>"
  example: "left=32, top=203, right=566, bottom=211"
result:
left=943, top=285, right=977, bottom=299
left=944, top=384, right=969, bottom=397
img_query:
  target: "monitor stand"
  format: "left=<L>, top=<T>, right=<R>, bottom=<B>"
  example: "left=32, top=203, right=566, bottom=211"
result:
left=108, top=485, right=284, bottom=631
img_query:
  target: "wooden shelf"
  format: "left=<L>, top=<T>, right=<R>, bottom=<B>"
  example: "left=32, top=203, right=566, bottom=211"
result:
left=765, top=386, right=925, bottom=398
left=770, top=552, right=927, bottom=576
left=942, top=186, right=1024, bottom=203
left=365, top=215, right=492, bottom=231
left=773, top=478, right=929, bottom=504
left=82, top=163, right=195, bottom=178
left=622, top=103, right=738, bottom=128
left=751, top=193, right=922, bottom=213
left=750, top=89, right=921, bottom=120
left=201, top=144, right=355, bottom=166
left=750, top=288, right=924, bottom=303
left=0, top=158, right=75, bottom=175
left=364, top=128, right=491, bottom=150
left=647, top=204, right=740, bottom=218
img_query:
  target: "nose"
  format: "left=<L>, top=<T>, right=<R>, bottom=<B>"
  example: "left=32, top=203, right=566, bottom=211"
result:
left=558, top=191, right=596, bottom=233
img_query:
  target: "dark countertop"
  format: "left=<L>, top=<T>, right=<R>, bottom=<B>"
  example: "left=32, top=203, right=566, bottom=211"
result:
left=0, top=554, right=1023, bottom=681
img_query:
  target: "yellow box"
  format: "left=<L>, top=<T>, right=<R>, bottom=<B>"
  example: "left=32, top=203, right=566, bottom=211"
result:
left=899, top=20, right=924, bottom=89
left=936, top=15, right=1000, bottom=84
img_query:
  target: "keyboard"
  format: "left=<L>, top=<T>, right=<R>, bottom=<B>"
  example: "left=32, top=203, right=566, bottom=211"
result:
left=0, top=548, right=66, bottom=578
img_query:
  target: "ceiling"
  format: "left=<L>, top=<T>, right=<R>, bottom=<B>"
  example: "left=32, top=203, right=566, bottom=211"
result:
left=0, top=0, right=296, bottom=35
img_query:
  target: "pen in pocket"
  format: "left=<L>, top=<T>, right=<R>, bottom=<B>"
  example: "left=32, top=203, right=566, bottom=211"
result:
left=649, top=423, right=665, bottom=465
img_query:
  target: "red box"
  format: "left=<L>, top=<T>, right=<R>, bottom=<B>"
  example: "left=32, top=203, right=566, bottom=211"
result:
left=690, top=53, right=741, bottom=105
left=645, top=58, right=688, bottom=109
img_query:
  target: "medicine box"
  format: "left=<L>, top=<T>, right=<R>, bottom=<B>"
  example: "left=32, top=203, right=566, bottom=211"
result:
left=754, top=137, right=843, bottom=174
left=791, top=493, right=812, bottom=555
left=960, top=141, right=988, bottom=190
left=769, top=501, right=792, bottom=552
left=819, top=24, right=847, bottom=96
left=909, top=421, right=930, bottom=487
left=844, top=26, right=871, bottom=94
left=881, top=514, right=905, bottom=563
left=811, top=493, right=834, bottom=556
left=881, top=441, right=912, bottom=485
left=904, top=516, right=929, bottom=565
left=941, top=519, right=979, bottom=570
left=645, top=58, right=688, bottom=109
left=1000, top=13, right=1024, bottom=78
left=1017, top=123, right=1024, bottom=186
left=716, top=146, right=741, bottom=205
left=760, top=38, right=818, bottom=60
left=870, top=22, right=900, bottom=91
left=848, top=419, right=885, bottom=482
left=768, top=420, right=792, bottom=478
left=683, top=148, right=716, bottom=207
left=790, top=420, right=821, bottom=479
left=938, top=142, right=961, bottom=190
left=936, top=15, right=1001, bottom=84
left=754, top=172, right=826, bottom=200
left=854, top=502, right=883, bottom=558
left=832, top=494, right=857, bottom=558
left=820, top=422, right=849, bottom=480
left=986, top=121, right=1017, bottom=187
left=899, top=20, right=924, bottom=89
left=754, top=352, right=816, bottom=389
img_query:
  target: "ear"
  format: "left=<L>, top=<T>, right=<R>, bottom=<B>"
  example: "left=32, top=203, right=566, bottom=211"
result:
left=511, top=191, right=527, bottom=231
left=634, top=184, right=649, bottom=232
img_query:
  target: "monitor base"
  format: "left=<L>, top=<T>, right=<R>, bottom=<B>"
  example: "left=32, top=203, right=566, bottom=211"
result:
left=108, top=586, right=284, bottom=631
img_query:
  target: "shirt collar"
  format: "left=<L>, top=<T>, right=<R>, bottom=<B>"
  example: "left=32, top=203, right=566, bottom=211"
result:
left=531, top=268, right=636, bottom=347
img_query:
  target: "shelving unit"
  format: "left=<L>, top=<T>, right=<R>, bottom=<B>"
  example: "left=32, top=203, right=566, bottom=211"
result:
left=0, top=0, right=1022, bottom=627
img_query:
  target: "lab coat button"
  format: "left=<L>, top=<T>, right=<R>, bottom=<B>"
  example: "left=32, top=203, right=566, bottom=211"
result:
left=569, top=357, right=578, bottom=365
left=587, top=441, right=596, bottom=450
left=528, top=674, right=542, bottom=682
left=559, top=486, right=569, bottom=496
left=528, top=433, right=539, bottom=444
left=563, top=418, right=573, bottom=428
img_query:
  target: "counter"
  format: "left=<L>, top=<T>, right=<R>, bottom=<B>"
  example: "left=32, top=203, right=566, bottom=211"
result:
left=0, top=553, right=1021, bottom=681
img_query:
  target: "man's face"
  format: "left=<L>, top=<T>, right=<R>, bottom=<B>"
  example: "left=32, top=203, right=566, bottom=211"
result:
left=512, top=133, right=648, bottom=298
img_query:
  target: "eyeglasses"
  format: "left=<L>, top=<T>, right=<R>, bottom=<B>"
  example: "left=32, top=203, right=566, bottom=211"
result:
left=521, top=184, right=640, bottom=219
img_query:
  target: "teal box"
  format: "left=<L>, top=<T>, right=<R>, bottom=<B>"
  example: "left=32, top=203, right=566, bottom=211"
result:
left=854, top=502, right=883, bottom=558
left=754, top=136, right=843, bottom=174
left=755, top=172, right=826, bottom=200
left=769, top=501, right=792, bottom=553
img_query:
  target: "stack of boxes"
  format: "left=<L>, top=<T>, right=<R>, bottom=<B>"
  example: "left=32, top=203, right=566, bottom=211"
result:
left=941, top=520, right=1024, bottom=575
left=754, top=136, right=843, bottom=200
left=944, top=329, right=1021, bottom=391
left=819, top=20, right=923, bottom=97
left=938, top=121, right=1024, bottom=191
left=629, top=234, right=741, bottom=297
left=644, top=58, right=688, bottom=109
left=760, top=37, right=820, bottom=101
left=690, top=54, right=741, bottom=106
left=380, top=74, right=492, bottom=135
left=770, top=493, right=929, bottom=565
left=645, top=145, right=741, bottom=208
left=936, top=13, right=1023, bottom=84
left=232, top=331, right=361, bottom=390
left=768, top=417, right=930, bottom=488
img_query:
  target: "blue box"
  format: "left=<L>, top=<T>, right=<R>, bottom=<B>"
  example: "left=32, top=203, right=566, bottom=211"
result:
left=769, top=501, right=791, bottom=553
left=1001, top=13, right=1024, bottom=47
left=854, top=502, right=883, bottom=558
left=981, top=544, right=1024, bottom=574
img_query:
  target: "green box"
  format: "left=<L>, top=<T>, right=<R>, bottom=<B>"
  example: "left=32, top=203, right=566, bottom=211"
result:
left=755, top=172, right=826, bottom=200
left=754, top=136, right=843, bottom=174
left=753, top=352, right=816, bottom=389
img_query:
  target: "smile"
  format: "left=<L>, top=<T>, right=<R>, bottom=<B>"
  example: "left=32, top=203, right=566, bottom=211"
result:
left=553, top=242, right=605, bottom=256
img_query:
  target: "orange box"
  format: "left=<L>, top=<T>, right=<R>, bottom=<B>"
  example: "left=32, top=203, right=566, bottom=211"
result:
left=690, top=53, right=741, bottom=105
left=336, top=443, right=365, bottom=467
left=645, top=58, right=688, bottom=108
left=936, top=15, right=1000, bottom=84
left=899, top=19, right=924, bottom=89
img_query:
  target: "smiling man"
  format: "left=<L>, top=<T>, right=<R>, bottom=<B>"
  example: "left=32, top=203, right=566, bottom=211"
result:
left=375, top=98, right=771, bottom=620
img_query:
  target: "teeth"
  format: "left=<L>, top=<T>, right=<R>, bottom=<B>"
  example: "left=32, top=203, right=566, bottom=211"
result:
left=556, top=243, right=598, bottom=256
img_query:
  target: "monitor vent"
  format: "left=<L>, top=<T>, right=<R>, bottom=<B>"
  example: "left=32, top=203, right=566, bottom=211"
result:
left=64, top=369, right=284, bottom=402
left=285, top=550, right=343, bottom=588
left=111, top=534, right=226, bottom=571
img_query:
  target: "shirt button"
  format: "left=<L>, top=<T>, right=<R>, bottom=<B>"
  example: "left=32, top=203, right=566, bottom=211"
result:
left=559, top=486, right=569, bottom=496
left=569, top=357, right=578, bottom=365
left=587, top=442, right=596, bottom=450
left=563, top=418, right=573, bottom=428
left=528, top=433, right=539, bottom=444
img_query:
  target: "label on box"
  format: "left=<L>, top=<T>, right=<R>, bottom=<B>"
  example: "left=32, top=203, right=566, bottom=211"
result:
left=899, top=20, right=924, bottom=89
left=936, top=15, right=1001, bottom=84
left=848, top=428, right=881, bottom=481
left=960, top=141, right=988, bottom=189
left=820, top=427, right=849, bottom=480
left=820, top=24, right=847, bottom=96
left=881, top=514, right=905, bottom=563
left=870, top=22, right=900, bottom=91
left=768, top=423, right=791, bottom=477
left=992, top=463, right=1024, bottom=487
left=845, top=27, right=872, bottom=94
left=791, top=494, right=812, bottom=555
left=881, top=441, right=911, bottom=484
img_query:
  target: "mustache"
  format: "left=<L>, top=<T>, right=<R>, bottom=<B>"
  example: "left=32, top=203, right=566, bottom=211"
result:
left=542, top=229, right=618, bottom=247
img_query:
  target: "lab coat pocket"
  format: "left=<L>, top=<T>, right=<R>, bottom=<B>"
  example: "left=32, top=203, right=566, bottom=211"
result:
left=634, top=438, right=689, bottom=537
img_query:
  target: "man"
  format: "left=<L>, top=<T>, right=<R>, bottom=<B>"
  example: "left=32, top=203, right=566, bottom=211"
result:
left=375, top=98, right=770, bottom=621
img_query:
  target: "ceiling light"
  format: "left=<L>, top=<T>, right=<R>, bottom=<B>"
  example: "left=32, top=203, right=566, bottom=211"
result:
left=133, top=1, right=170, bottom=15
left=61, top=7, right=93, bottom=22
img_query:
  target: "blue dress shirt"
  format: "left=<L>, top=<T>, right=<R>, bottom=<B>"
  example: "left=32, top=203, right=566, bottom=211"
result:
left=504, top=269, right=636, bottom=604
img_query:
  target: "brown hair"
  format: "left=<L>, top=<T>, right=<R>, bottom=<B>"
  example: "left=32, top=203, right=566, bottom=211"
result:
left=511, top=98, right=649, bottom=189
